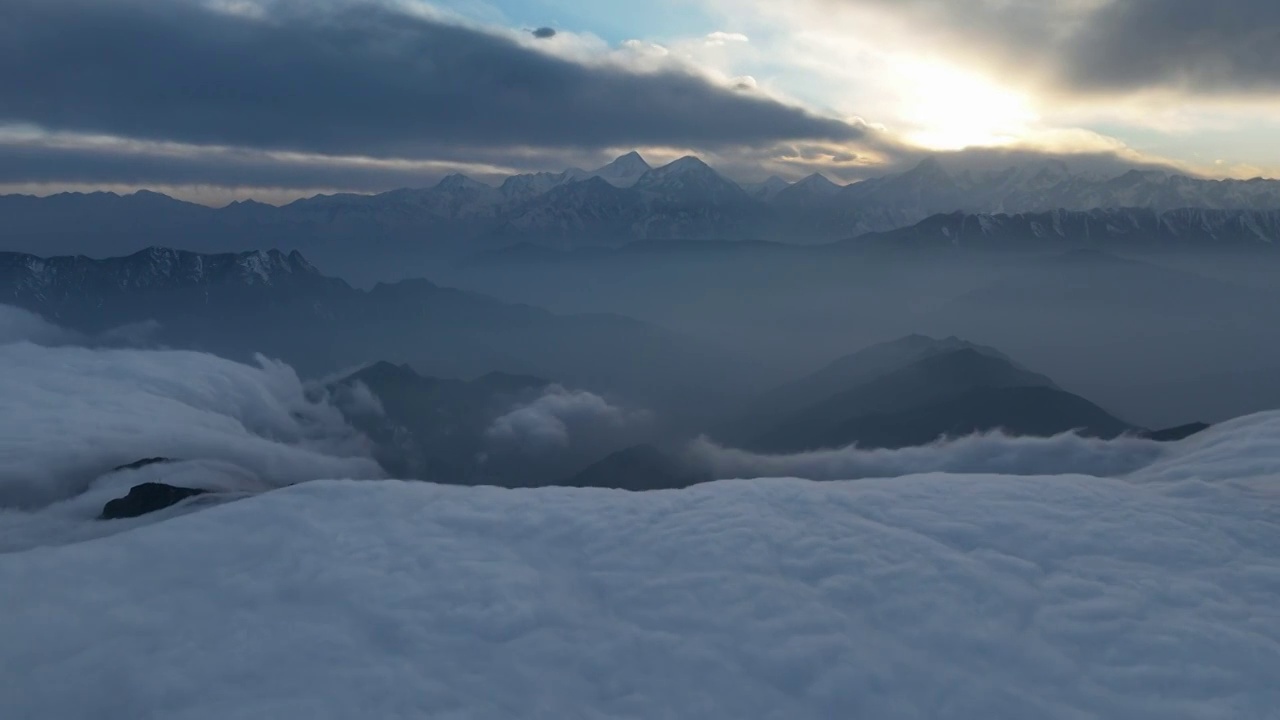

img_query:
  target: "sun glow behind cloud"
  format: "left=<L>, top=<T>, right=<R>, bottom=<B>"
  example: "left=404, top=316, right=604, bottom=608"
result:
left=893, top=60, right=1039, bottom=150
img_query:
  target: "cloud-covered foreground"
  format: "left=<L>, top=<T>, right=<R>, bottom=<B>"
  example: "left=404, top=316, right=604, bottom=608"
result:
left=1, top=419, right=1278, bottom=718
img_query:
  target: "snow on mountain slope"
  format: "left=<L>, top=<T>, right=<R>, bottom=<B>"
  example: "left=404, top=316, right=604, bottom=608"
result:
left=633, top=155, right=752, bottom=205
left=0, top=247, right=319, bottom=299
left=2, top=412, right=1279, bottom=718
left=3, top=153, right=1280, bottom=260
left=744, top=175, right=792, bottom=201
left=589, top=150, right=652, bottom=187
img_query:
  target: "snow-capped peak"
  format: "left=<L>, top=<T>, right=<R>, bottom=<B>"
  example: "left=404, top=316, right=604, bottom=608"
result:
left=590, top=151, right=652, bottom=187
left=434, top=174, right=491, bottom=192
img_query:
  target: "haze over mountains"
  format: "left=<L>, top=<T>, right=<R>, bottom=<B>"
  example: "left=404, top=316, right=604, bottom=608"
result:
left=5, top=152, right=1280, bottom=283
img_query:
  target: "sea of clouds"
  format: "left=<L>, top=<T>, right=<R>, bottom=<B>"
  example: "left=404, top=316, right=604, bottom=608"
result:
left=2, top=303, right=1279, bottom=718
left=0, top=305, right=384, bottom=550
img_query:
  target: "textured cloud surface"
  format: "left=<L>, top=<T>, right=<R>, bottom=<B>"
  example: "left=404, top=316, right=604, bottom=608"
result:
left=0, top=307, right=383, bottom=549
left=1, top=421, right=1278, bottom=717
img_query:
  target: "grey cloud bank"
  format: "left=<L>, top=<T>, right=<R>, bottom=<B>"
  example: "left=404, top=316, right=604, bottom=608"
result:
left=0, top=0, right=860, bottom=158
left=835, top=0, right=1280, bottom=94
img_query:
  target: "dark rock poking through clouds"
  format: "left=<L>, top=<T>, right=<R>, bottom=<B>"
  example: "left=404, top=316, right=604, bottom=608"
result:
left=532, top=27, right=557, bottom=39
left=99, top=482, right=209, bottom=520
left=0, top=0, right=862, bottom=158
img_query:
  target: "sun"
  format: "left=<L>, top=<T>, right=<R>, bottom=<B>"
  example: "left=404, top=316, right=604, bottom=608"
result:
left=895, top=60, right=1039, bottom=150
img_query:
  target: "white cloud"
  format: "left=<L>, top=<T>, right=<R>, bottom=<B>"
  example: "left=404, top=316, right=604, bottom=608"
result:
left=705, top=31, right=749, bottom=45
left=330, top=380, right=386, bottom=418
left=485, top=385, right=643, bottom=451
left=0, top=305, right=79, bottom=346
left=688, top=429, right=1170, bottom=481
left=0, top=307, right=383, bottom=546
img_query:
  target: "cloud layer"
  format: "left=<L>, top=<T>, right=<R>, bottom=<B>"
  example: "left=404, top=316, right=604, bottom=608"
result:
left=688, top=430, right=1171, bottom=482
left=0, top=307, right=383, bottom=515
left=486, top=386, right=644, bottom=451
left=829, top=0, right=1280, bottom=95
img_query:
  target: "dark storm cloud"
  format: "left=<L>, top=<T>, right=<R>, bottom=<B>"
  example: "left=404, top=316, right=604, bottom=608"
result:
left=1061, top=0, right=1280, bottom=93
left=0, top=0, right=862, bottom=159
left=0, top=140, right=457, bottom=191
left=531, top=27, right=557, bottom=39
left=837, top=0, right=1280, bottom=94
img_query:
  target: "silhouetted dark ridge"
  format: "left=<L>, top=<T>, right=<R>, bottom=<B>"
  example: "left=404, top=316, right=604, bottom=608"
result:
left=726, top=335, right=1029, bottom=443
left=1142, top=422, right=1211, bottom=442
left=330, top=361, right=551, bottom=482
left=742, top=339, right=1129, bottom=453
left=846, top=208, right=1280, bottom=251
left=811, top=386, right=1135, bottom=450
left=0, top=246, right=321, bottom=297
left=563, top=445, right=709, bottom=491
left=99, top=483, right=209, bottom=520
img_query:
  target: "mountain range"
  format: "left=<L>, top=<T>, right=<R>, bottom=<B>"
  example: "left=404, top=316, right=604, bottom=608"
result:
left=4, top=153, right=1279, bottom=283
left=325, top=334, right=1169, bottom=491
left=728, top=335, right=1136, bottom=453
left=0, top=246, right=760, bottom=416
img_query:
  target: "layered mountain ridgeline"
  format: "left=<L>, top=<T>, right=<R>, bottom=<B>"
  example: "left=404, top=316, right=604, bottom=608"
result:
left=0, top=247, right=763, bottom=419
left=846, top=207, right=1280, bottom=252
left=723, top=335, right=1138, bottom=453
left=4, top=153, right=1280, bottom=283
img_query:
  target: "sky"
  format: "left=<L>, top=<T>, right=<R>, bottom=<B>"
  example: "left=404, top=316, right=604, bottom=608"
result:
left=1, top=0, right=1277, bottom=204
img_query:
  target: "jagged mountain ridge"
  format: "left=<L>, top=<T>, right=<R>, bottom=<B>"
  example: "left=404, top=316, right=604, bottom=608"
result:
left=0, top=247, right=763, bottom=412
left=1, top=247, right=319, bottom=298
left=848, top=207, right=1280, bottom=250
left=3, top=154, right=1280, bottom=271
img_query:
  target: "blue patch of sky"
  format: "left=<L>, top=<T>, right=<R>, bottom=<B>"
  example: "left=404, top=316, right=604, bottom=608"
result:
left=427, top=0, right=719, bottom=44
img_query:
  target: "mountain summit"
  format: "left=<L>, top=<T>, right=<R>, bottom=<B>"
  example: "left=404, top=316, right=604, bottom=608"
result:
left=633, top=156, right=750, bottom=205
left=590, top=151, right=652, bottom=187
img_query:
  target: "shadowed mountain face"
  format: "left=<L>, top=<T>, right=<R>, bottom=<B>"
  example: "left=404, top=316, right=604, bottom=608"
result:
left=562, top=445, right=710, bottom=492
left=807, top=386, right=1134, bottom=451
left=0, top=247, right=764, bottom=420
left=847, top=208, right=1280, bottom=253
left=329, top=361, right=550, bottom=482
left=724, top=335, right=1030, bottom=443
left=738, top=337, right=1133, bottom=453
left=329, top=362, right=663, bottom=488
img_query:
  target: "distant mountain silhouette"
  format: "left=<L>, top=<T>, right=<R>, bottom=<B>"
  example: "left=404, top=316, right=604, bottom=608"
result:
left=563, top=445, right=709, bottom=491
left=810, top=386, right=1133, bottom=451
left=742, top=337, right=1133, bottom=453
left=724, top=335, right=1027, bottom=444
left=1140, top=422, right=1211, bottom=442
left=331, top=361, right=550, bottom=482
